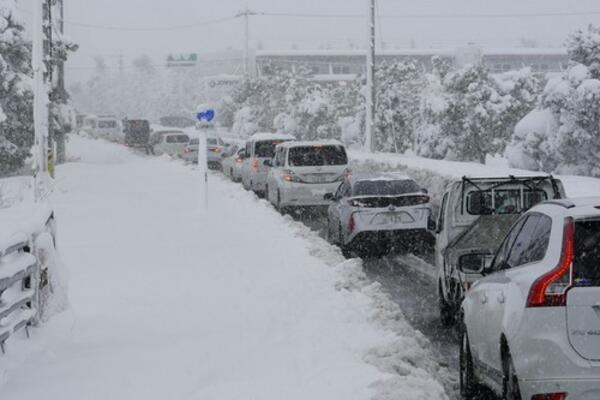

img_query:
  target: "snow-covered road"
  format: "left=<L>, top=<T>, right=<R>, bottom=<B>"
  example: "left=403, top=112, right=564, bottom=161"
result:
left=1, top=136, right=447, bottom=400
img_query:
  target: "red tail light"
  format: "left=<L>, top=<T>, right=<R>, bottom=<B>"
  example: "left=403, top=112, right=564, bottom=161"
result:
left=211, top=147, right=221, bottom=153
left=236, top=158, right=243, bottom=164
left=531, top=393, right=568, bottom=400
left=251, top=159, right=259, bottom=173
left=348, top=214, right=356, bottom=233
left=527, top=217, right=574, bottom=308
left=413, top=195, right=430, bottom=205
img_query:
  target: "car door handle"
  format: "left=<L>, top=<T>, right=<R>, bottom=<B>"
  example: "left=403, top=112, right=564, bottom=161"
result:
left=497, top=293, right=505, bottom=304
left=481, top=294, right=488, bottom=304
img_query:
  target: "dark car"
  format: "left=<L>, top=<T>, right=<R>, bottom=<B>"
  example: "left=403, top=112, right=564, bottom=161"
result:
left=123, top=119, right=150, bottom=149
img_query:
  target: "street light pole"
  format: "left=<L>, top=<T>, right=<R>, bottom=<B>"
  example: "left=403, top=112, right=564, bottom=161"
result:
left=235, top=7, right=256, bottom=76
left=365, top=0, right=376, bottom=153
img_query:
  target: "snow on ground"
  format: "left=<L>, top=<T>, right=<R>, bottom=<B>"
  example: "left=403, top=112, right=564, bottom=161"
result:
left=0, top=136, right=448, bottom=400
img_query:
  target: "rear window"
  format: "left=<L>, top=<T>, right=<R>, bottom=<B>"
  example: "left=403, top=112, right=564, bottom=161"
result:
left=353, top=180, right=421, bottom=196
left=573, top=219, right=600, bottom=287
left=189, top=139, right=199, bottom=145
left=255, top=140, right=285, bottom=158
left=166, top=135, right=189, bottom=144
left=98, top=120, right=117, bottom=128
left=207, top=138, right=218, bottom=145
left=466, top=189, right=547, bottom=215
left=288, top=145, right=347, bottom=166
left=124, top=120, right=150, bottom=133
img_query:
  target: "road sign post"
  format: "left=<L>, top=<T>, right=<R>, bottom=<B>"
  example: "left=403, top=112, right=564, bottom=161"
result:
left=196, top=108, right=215, bottom=211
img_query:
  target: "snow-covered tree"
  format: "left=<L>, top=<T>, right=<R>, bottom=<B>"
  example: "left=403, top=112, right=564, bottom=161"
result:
left=0, top=0, right=33, bottom=176
left=506, top=25, right=600, bottom=177
left=373, top=60, right=424, bottom=152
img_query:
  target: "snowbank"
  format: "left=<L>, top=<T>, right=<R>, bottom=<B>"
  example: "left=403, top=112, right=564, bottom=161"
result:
left=1, top=136, right=448, bottom=400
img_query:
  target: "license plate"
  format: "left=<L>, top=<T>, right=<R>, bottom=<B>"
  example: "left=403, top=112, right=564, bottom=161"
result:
left=371, top=212, right=414, bottom=225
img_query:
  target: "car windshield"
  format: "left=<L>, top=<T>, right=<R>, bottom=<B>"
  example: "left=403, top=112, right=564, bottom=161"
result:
left=255, top=140, right=285, bottom=158
left=353, top=179, right=421, bottom=196
left=466, top=189, right=548, bottom=215
left=288, top=145, right=347, bottom=166
left=573, top=219, right=600, bottom=287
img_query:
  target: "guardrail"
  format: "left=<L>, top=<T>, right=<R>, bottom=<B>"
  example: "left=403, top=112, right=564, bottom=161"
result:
left=0, top=235, right=40, bottom=353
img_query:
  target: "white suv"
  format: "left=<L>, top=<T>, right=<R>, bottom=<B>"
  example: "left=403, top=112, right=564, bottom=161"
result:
left=460, top=197, right=600, bottom=400
left=265, top=141, right=348, bottom=211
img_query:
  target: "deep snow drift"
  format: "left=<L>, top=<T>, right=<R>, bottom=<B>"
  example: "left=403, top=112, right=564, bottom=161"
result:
left=0, top=136, right=447, bottom=400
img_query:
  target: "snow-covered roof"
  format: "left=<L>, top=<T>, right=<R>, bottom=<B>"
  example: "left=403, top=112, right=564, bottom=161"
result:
left=0, top=202, right=53, bottom=254
left=277, top=139, right=343, bottom=149
left=247, top=132, right=296, bottom=142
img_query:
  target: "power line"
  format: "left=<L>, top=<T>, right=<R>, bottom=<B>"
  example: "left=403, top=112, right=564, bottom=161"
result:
left=258, top=10, right=600, bottom=20
left=16, top=7, right=236, bottom=31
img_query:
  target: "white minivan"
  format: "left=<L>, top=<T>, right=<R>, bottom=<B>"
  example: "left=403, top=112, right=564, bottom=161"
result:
left=241, top=133, right=295, bottom=195
left=265, top=140, right=348, bottom=211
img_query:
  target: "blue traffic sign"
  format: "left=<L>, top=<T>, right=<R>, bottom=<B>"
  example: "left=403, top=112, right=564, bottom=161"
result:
left=196, top=109, right=215, bottom=122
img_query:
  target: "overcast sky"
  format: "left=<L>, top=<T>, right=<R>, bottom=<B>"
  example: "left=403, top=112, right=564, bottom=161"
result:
left=18, top=0, right=600, bottom=83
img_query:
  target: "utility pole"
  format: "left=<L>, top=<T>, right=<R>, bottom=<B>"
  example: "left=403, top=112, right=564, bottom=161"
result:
left=32, top=0, right=49, bottom=201
left=365, top=0, right=376, bottom=153
left=55, top=0, right=67, bottom=164
left=235, top=7, right=256, bottom=75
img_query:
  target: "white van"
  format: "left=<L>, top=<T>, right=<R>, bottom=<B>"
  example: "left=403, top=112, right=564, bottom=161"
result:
left=241, top=133, right=295, bottom=194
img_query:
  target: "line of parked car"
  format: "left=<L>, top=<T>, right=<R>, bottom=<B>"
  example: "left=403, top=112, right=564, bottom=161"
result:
left=219, top=132, right=600, bottom=400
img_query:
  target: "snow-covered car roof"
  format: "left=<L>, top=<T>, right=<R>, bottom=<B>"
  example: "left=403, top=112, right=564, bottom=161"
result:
left=247, top=132, right=296, bottom=142
left=276, top=139, right=344, bottom=149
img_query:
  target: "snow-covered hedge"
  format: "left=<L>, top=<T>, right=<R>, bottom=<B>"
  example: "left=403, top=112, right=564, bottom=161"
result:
left=507, top=25, right=600, bottom=177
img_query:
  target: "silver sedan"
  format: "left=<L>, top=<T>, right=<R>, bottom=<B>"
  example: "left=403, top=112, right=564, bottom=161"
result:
left=326, top=173, right=434, bottom=257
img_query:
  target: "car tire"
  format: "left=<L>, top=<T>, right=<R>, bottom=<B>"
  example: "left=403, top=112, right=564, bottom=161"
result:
left=230, top=168, right=234, bottom=180
left=503, top=353, right=522, bottom=400
left=459, top=327, right=478, bottom=400
left=439, top=282, right=455, bottom=327
left=339, top=222, right=351, bottom=258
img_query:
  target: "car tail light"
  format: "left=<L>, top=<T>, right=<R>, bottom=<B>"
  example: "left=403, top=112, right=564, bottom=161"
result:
left=236, top=158, right=243, bottom=164
left=282, top=169, right=302, bottom=183
left=211, top=147, right=221, bottom=153
left=184, top=147, right=191, bottom=153
left=251, top=159, right=259, bottom=174
left=531, top=393, right=568, bottom=400
left=412, top=195, right=430, bottom=205
left=527, top=217, right=574, bottom=308
left=348, top=213, right=356, bottom=233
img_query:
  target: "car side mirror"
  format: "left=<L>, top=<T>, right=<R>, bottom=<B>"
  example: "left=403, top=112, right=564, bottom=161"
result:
left=263, top=159, right=272, bottom=167
left=458, top=254, right=492, bottom=274
left=323, top=193, right=334, bottom=201
left=421, top=188, right=429, bottom=194
left=428, top=218, right=437, bottom=232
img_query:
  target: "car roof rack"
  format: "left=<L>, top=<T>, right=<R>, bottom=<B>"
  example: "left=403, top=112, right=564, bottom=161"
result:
left=540, top=199, right=576, bottom=209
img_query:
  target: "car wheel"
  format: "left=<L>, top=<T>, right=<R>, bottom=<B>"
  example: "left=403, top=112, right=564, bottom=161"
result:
left=339, top=222, right=351, bottom=258
left=277, top=190, right=283, bottom=213
left=439, top=281, right=455, bottom=327
left=230, top=168, right=234, bottom=179
left=459, top=327, right=478, bottom=399
left=503, top=353, right=522, bottom=400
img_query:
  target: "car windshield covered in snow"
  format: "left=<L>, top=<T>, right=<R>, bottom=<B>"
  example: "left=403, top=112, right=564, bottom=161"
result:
left=288, top=145, right=347, bottom=166
left=574, top=219, right=600, bottom=287
left=255, top=140, right=284, bottom=158
left=466, top=189, right=547, bottom=215
left=353, top=179, right=421, bottom=196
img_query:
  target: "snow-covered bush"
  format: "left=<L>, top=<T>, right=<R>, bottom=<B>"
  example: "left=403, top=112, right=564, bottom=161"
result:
left=373, top=60, right=424, bottom=152
left=507, top=25, right=600, bottom=177
left=417, top=63, right=540, bottom=163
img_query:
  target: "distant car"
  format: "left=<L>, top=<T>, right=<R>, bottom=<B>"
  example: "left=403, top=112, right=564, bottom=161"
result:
left=159, top=116, right=196, bottom=129
left=460, top=197, right=600, bottom=400
left=81, top=115, right=98, bottom=136
left=206, top=136, right=226, bottom=170
left=152, top=132, right=190, bottom=157
left=241, top=133, right=296, bottom=195
left=222, top=147, right=245, bottom=182
left=326, top=174, right=433, bottom=257
left=96, top=116, right=122, bottom=143
left=123, top=119, right=150, bottom=149
left=265, top=140, right=348, bottom=211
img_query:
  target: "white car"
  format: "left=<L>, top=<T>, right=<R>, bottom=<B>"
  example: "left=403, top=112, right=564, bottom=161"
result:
left=326, top=173, right=432, bottom=257
left=222, top=147, right=244, bottom=182
left=96, top=116, right=122, bottom=142
left=460, top=197, right=600, bottom=400
left=265, top=141, right=348, bottom=211
left=241, top=133, right=295, bottom=195
left=151, top=132, right=190, bottom=157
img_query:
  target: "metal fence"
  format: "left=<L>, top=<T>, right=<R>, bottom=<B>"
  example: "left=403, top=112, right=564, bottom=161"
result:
left=0, top=232, right=42, bottom=354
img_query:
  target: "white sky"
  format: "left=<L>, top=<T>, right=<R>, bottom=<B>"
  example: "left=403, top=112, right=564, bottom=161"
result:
left=17, top=0, right=600, bottom=83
